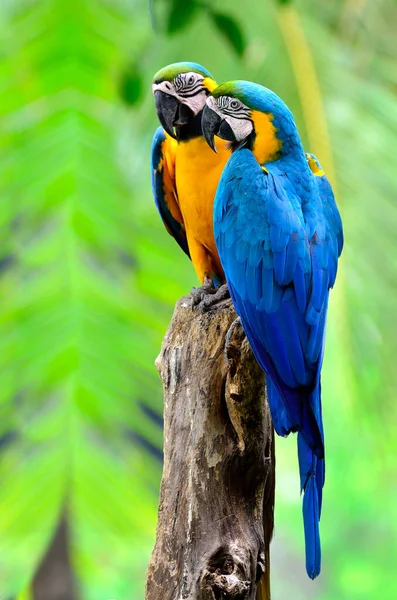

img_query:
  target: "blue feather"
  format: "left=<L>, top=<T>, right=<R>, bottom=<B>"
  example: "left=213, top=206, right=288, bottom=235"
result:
left=266, top=378, right=293, bottom=436
left=260, top=268, right=275, bottom=313
left=212, top=84, right=343, bottom=578
left=151, top=127, right=190, bottom=257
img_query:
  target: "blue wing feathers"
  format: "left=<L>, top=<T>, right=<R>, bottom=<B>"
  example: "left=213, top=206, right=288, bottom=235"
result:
left=260, top=269, right=275, bottom=313
left=214, top=148, right=342, bottom=578
left=151, top=127, right=190, bottom=257
left=293, top=262, right=307, bottom=313
left=266, top=378, right=294, bottom=436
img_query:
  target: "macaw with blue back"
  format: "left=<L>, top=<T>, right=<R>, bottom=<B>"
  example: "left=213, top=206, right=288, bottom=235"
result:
left=201, top=81, right=344, bottom=579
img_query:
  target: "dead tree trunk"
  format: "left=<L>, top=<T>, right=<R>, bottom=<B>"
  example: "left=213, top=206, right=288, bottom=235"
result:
left=146, top=295, right=275, bottom=600
left=32, top=515, right=76, bottom=600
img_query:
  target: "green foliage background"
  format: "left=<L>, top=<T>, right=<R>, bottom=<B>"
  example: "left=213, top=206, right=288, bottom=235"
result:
left=0, top=0, right=396, bottom=598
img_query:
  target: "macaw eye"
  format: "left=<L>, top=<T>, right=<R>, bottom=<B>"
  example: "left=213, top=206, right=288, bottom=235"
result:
left=230, top=100, right=240, bottom=109
left=188, top=75, right=195, bottom=85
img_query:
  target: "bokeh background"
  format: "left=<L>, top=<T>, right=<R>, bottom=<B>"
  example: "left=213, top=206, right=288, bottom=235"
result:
left=0, top=0, right=396, bottom=598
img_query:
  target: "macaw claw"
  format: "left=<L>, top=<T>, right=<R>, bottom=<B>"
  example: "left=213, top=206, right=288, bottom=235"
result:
left=190, top=281, right=230, bottom=313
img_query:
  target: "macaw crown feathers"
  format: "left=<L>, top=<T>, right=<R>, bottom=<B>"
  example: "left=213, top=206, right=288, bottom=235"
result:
left=153, top=62, right=214, bottom=84
left=212, top=81, right=295, bottom=121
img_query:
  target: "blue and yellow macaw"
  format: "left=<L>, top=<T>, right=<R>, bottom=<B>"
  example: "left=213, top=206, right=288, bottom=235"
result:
left=151, top=64, right=273, bottom=599
left=202, top=81, right=343, bottom=579
left=151, top=62, right=231, bottom=288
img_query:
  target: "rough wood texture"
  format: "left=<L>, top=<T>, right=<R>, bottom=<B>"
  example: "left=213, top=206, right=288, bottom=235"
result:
left=146, top=296, right=275, bottom=600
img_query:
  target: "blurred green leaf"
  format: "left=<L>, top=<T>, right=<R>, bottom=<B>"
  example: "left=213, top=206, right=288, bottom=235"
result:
left=167, top=0, right=199, bottom=34
left=209, top=12, right=245, bottom=56
left=0, top=1, right=162, bottom=597
left=17, top=587, right=33, bottom=600
left=119, top=64, right=144, bottom=106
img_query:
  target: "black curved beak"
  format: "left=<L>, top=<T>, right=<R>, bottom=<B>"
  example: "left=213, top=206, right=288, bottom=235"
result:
left=174, top=103, right=192, bottom=126
left=202, top=105, right=237, bottom=153
left=154, top=90, right=179, bottom=139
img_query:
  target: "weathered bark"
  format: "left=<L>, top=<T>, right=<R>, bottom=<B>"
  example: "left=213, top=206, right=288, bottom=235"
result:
left=146, top=296, right=275, bottom=600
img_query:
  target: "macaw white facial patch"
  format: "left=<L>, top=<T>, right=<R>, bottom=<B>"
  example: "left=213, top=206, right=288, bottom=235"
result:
left=206, top=95, right=253, bottom=142
left=152, top=72, right=208, bottom=116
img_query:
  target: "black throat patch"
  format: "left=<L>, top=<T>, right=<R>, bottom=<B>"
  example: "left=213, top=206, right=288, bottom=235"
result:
left=176, top=103, right=208, bottom=142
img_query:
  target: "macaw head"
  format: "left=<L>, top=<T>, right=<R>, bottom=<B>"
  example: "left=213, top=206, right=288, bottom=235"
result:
left=202, top=81, right=300, bottom=163
left=152, top=62, right=217, bottom=140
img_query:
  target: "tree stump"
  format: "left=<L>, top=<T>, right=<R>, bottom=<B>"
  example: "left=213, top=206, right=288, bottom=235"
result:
left=146, top=295, right=275, bottom=600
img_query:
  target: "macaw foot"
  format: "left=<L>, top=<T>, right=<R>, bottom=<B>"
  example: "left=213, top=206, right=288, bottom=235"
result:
left=190, top=279, right=230, bottom=313
left=224, top=316, right=243, bottom=368
left=190, top=277, right=214, bottom=306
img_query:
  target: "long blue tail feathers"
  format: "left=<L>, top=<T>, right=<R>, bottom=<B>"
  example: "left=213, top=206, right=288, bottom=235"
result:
left=297, top=381, right=324, bottom=579
left=261, top=362, right=325, bottom=579
left=268, top=376, right=324, bottom=579
left=298, top=432, right=323, bottom=579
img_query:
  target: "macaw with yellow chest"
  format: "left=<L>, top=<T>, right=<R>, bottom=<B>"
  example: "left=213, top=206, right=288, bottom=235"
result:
left=152, top=63, right=275, bottom=600
left=151, top=62, right=232, bottom=304
left=202, top=81, right=343, bottom=579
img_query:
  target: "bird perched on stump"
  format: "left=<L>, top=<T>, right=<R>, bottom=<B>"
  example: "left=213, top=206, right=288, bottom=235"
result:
left=151, top=62, right=231, bottom=305
left=202, top=80, right=343, bottom=580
